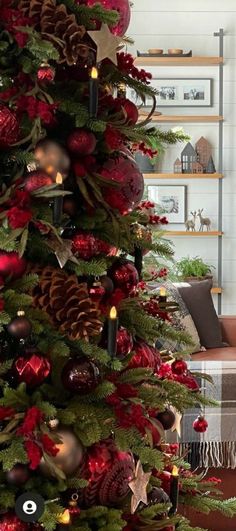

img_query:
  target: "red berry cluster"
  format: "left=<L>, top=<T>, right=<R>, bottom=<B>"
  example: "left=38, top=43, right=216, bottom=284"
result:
left=117, top=52, right=152, bottom=84
left=137, top=141, right=158, bottom=158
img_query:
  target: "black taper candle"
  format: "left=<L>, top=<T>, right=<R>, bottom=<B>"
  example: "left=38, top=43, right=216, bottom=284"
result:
left=134, top=245, right=143, bottom=280
left=169, top=466, right=179, bottom=515
left=89, top=67, right=98, bottom=118
left=53, top=172, right=63, bottom=227
left=108, top=306, right=118, bottom=359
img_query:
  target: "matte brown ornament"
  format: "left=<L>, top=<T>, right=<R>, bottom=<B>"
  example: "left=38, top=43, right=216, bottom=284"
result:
left=34, top=139, right=70, bottom=179
left=156, top=408, right=176, bottom=431
left=6, top=464, right=30, bottom=486
left=39, top=428, right=83, bottom=478
left=7, top=310, right=32, bottom=340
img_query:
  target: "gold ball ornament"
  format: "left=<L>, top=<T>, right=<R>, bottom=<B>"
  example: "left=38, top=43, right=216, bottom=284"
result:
left=34, top=139, right=70, bottom=180
left=39, top=428, right=83, bottom=478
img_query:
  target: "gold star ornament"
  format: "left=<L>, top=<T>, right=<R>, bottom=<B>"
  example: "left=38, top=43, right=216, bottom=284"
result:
left=129, top=460, right=151, bottom=514
left=88, top=23, right=123, bottom=65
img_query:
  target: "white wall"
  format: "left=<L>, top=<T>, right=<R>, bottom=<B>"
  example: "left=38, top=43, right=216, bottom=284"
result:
left=129, top=0, right=236, bottom=314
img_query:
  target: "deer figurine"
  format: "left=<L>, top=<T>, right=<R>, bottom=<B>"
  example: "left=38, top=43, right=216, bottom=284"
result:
left=185, top=211, right=197, bottom=231
left=197, top=209, right=211, bottom=231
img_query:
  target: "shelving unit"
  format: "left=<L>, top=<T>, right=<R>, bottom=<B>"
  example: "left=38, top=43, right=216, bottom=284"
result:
left=136, top=29, right=224, bottom=313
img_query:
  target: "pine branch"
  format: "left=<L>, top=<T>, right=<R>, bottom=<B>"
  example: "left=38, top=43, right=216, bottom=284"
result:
left=56, top=0, right=119, bottom=27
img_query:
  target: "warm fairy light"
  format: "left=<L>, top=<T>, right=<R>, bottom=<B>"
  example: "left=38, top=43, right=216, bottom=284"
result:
left=57, top=509, right=71, bottom=524
left=159, top=287, right=167, bottom=297
left=91, top=66, right=98, bottom=79
left=56, top=172, right=63, bottom=185
left=110, top=306, right=117, bottom=319
left=172, top=466, right=179, bottom=477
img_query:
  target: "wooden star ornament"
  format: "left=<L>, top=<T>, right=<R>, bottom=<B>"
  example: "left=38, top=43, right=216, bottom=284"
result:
left=129, top=460, right=151, bottom=514
left=47, top=237, right=74, bottom=268
left=88, top=23, right=123, bottom=65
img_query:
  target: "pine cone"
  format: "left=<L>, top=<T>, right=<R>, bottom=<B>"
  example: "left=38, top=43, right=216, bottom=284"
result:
left=18, top=0, right=90, bottom=66
left=28, top=265, right=102, bottom=341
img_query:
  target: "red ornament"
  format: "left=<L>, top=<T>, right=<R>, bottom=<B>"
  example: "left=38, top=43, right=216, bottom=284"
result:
left=171, top=359, right=188, bottom=375
left=72, top=232, right=115, bottom=260
left=119, top=98, right=139, bottom=125
left=0, top=251, right=26, bottom=280
left=100, top=153, right=144, bottom=214
left=24, top=170, right=54, bottom=193
left=116, top=327, right=133, bottom=358
left=67, top=129, right=97, bottom=155
left=13, top=351, right=51, bottom=388
left=62, top=357, right=100, bottom=395
left=193, top=415, right=208, bottom=433
left=0, top=104, right=19, bottom=148
left=175, top=373, right=200, bottom=392
left=129, top=340, right=161, bottom=371
left=0, top=513, right=29, bottom=531
left=108, top=260, right=139, bottom=295
left=156, top=409, right=176, bottom=431
left=79, top=438, right=135, bottom=507
left=37, top=63, right=55, bottom=83
left=86, top=0, right=131, bottom=36
left=89, top=282, right=106, bottom=303
left=157, top=470, right=172, bottom=496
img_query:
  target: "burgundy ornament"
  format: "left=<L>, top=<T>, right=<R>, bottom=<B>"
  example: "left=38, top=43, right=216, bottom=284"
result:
left=116, top=327, right=133, bottom=358
left=108, top=260, right=139, bottom=295
left=63, top=196, right=77, bottom=217
left=13, top=351, right=51, bottom=388
left=148, top=487, right=170, bottom=505
left=119, top=98, right=139, bottom=125
left=156, top=408, right=176, bottom=431
left=86, top=0, right=131, bottom=36
left=72, top=232, right=116, bottom=260
left=100, top=275, right=114, bottom=297
left=79, top=438, right=135, bottom=507
left=62, top=357, right=100, bottom=395
left=100, top=154, right=144, bottom=214
left=67, top=129, right=97, bottom=155
left=0, top=104, right=19, bottom=148
left=37, top=63, right=55, bottom=83
left=193, top=415, right=208, bottom=433
left=176, top=373, right=200, bottom=392
left=171, top=359, right=188, bottom=375
left=0, top=251, right=26, bottom=280
left=0, top=513, right=29, bottom=531
left=6, top=464, right=30, bottom=486
left=24, top=170, right=54, bottom=193
left=129, top=340, right=161, bottom=371
left=7, top=311, right=32, bottom=340
left=89, top=282, right=105, bottom=304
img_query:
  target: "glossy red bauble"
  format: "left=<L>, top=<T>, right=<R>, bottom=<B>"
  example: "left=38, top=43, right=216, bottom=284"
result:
left=108, top=260, right=139, bottom=295
left=62, top=357, right=100, bottom=395
left=0, top=513, right=29, bottom=531
left=86, top=0, right=131, bottom=35
left=89, top=283, right=106, bottom=304
left=193, top=415, right=208, bottom=433
left=67, top=129, right=97, bottom=155
left=37, top=64, right=55, bottom=83
left=100, top=154, right=144, bottom=214
left=156, top=408, right=176, bottom=431
left=0, top=251, right=26, bottom=280
left=116, top=327, right=133, bottom=358
left=13, top=351, right=51, bottom=387
left=129, top=340, right=161, bottom=371
left=0, top=104, right=19, bottom=148
left=119, top=98, right=139, bottom=125
left=171, top=359, right=188, bottom=375
left=24, top=170, right=54, bottom=193
left=79, top=439, right=135, bottom=507
left=72, top=232, right=116, bottom=260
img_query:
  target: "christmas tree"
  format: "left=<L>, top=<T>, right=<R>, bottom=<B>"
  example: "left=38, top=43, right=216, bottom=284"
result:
left=0, top=1, right=235, bottom=530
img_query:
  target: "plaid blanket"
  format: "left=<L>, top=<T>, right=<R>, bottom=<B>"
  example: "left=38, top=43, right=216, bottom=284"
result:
left=168, top=360, right=236, bottom=469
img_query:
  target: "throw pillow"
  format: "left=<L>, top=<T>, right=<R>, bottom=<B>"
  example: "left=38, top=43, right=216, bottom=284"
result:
left=148, top=280, right=201, bottom=354
left=176, top=279, right=224, bottom=349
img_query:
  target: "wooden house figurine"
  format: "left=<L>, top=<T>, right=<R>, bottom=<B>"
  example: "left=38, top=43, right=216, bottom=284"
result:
left=174, top=157, right=182, bottom=173
left=192, top=161, right=203, bottom=173
left=195, top=136, right=212, bottom=171
left=181, top=142, right=197, bottom=173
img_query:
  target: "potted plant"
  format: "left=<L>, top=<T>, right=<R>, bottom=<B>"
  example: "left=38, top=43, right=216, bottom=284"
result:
left=135, top=127, right=189, bottom=173
left=175, top=256, right=215, bottom=282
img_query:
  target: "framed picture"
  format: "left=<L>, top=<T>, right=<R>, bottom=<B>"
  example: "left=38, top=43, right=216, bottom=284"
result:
left=127, top=78, right=212, bottom=107
left=147, top=185, right=187, bottom=224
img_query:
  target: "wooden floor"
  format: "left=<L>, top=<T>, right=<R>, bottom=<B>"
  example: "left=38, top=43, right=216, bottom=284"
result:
left=181, top=468, right=236, bottom=530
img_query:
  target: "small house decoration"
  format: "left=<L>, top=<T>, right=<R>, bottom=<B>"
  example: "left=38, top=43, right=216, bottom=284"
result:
left=174, top=158, right=182, bottom=173
left=174, top=137, right=216, bottom=174
left=195, top=136, right=212, bottom=171
left=181, top=142, right=197, bottom=173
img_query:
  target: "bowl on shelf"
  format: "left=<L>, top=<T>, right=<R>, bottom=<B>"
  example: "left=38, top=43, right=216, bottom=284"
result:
left=168, top=48, right=183, bottom=55
left=148, top=48, right=163, bottom=54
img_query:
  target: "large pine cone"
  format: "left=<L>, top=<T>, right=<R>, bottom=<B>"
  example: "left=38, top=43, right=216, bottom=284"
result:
left=18, top=0, right=91, bottom=65
left=29, top=265, right=102, bottom=341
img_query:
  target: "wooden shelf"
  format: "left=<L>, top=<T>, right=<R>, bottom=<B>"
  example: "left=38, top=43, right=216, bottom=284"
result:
left=135, top=56, right=223, bottom=67
left=144, top=173, right=223, bottom=180
left=211, top=287, right=223, bottom=294
left=166, top=231, right=223, bottom=236
left=138, top=113, right=223, bottom=123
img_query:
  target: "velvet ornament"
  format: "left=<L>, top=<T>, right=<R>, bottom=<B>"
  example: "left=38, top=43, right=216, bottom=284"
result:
left=0, top=251, right=26, bottom=280
left=24, top=170, right=54, bottom=192
left=67, top=129, right=97, bottom=155
left=0, top=104, right=19, bottom=147
left=86, top=0, right=131, bottom=36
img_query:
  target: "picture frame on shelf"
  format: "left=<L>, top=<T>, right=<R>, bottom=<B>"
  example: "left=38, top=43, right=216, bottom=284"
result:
left=127, top=78, right=213, bottom=107
left=148, top=185, right=187, bottom=224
